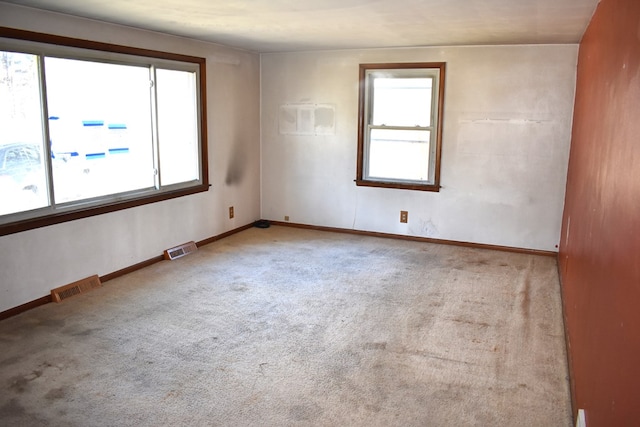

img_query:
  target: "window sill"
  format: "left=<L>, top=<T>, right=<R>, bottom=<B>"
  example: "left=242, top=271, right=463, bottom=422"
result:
left=355, top=179, right=440, bottom=192
left=0, top=184, right=210, bottom=237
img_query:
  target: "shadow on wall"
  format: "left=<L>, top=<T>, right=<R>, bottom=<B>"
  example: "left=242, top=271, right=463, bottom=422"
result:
left=225, top=137, right=247, bottom=186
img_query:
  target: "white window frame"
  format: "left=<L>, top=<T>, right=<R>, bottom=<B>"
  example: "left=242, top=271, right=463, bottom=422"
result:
left=0, top=27, right=209, bottom=236
left=356, top=62, right=445, bottom=192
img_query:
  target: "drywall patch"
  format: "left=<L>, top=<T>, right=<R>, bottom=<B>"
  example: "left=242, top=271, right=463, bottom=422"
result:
left=314, top=105, right=335, bottom=133
left=279, top=104, right=335, bottom=135
left=457, top=113, right=551, bottom=156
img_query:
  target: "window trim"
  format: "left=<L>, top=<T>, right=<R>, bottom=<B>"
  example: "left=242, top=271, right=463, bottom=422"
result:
left=356, top=62, right=445, bottom=192
left=0, top=27, right=209, bottom=237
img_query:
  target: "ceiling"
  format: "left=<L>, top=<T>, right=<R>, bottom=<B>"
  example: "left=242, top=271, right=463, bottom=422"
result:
left=2, top=0, right=600, bottom=53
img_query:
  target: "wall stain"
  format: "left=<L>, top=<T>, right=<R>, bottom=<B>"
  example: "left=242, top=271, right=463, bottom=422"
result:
left=225, top=139, right=247, bottom=186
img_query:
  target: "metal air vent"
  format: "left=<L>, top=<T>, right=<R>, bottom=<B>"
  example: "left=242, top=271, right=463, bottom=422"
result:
left=51, top=275, right=102, bottom=303
left=164, top=241, right=198, bottom=260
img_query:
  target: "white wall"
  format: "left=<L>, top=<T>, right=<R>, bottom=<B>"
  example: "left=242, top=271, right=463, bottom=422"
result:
left=261, top=45, right=577, bottom=251
left=0, top=4, right=261, bottom=312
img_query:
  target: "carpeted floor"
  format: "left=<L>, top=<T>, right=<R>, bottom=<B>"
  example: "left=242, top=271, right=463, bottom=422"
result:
left=0, top=226, right=572, bottom=426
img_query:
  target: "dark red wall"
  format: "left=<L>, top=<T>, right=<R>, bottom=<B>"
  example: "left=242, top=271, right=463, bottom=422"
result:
left=559, top=0, right=640, bottom=424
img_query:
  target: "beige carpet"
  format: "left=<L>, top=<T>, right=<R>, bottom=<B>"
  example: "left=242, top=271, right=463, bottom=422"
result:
left=0, top=226, right=572, bottom=426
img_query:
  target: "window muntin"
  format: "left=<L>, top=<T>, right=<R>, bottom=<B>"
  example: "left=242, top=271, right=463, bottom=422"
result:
left=357, top=63, right=445, bottom=191
left=0, top=28, right=208, bottom=236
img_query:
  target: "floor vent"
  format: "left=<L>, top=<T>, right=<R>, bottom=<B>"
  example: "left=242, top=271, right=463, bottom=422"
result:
left=51, top=275, right=102, bottom=303
left=164, top=241, right=198, bottom=260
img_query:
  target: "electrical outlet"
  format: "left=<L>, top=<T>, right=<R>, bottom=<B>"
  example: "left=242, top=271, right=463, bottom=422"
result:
left=284, top=215, right=290, bottom=222
left=229, top=206, right=234, bottom=219
left=400, top=210, right=408, bottom=223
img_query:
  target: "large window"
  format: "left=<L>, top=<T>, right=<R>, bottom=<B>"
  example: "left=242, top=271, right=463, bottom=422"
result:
left=357, top=62, right=445, bottom=191
left=0, top=28, right=208, bottom=236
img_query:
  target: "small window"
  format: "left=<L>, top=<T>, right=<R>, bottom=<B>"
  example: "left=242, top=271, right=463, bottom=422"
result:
left=356, top=63, right=445, bottom=191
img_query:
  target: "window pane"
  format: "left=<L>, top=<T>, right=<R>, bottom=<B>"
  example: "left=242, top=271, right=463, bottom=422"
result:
left=156, top=69, right=199, bottom=186
left=372, top=78, right=432, bottom=127
left=0, top=51, right=49, bottom=215
left=45, top=57, right=155, bottom=203
left=368, top=128, right=430, bottom=181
